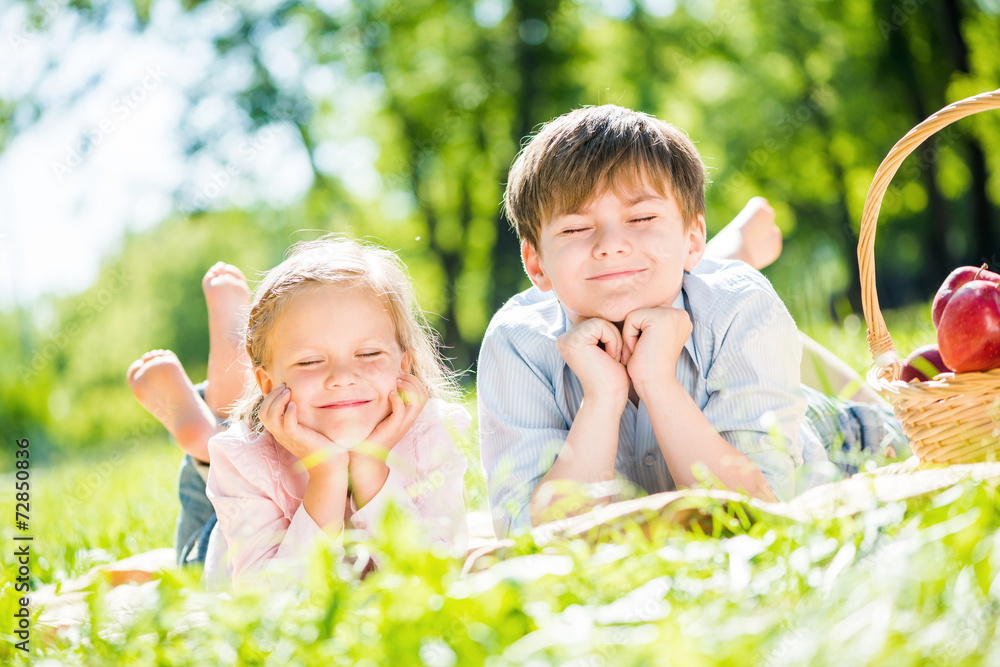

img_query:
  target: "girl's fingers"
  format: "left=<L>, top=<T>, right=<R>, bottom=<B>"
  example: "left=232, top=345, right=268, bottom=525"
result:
left=283, top=400, right=299, bottom=433
left=397, top=373, right=428, bottom=407
left=261, top=385, right=289, bottom=432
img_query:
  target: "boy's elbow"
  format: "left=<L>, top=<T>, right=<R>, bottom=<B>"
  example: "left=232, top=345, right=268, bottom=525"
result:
left=529, top=478, right=610, bottom=528
left=748, top=472, right=777, bottom=503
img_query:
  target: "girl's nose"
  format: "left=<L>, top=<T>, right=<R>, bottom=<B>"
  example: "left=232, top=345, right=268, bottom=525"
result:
left=325, top=360, right=360, bottom=387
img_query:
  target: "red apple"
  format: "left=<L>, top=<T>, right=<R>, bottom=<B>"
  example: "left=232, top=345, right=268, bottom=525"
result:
left=937, top=280, right=1000, bottom=372
left=932, top=264, right=1000, bottom=328
left=899, top=344, right=952, bottom=382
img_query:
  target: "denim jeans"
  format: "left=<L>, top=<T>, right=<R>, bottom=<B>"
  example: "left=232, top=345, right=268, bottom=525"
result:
left=175, top=454, right=217, bottom=566
left=804, top=386, right=911, bottom=476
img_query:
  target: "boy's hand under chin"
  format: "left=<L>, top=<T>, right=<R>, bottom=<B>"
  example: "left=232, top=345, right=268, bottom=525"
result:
left=620, top=305, right=693, bottom=400
left=557, top=317, right=630, bottom=405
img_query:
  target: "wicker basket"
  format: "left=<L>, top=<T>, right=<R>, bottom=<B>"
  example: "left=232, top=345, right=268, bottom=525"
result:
left=858, top=88, right=1000, bottom=464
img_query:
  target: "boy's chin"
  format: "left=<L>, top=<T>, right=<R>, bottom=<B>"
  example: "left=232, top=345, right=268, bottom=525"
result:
left=568, top=304, right=640, bottom=326
left=567, top=295, right=678, bottom=325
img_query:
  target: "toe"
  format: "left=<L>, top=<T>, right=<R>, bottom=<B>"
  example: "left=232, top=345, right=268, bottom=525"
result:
left=223, top=263, right=247, bottom=280
left=126, top=358, right=145, bottom=385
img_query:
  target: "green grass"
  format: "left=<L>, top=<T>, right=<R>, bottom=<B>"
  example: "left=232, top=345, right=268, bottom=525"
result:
left=4, top=307, right=999, bottom=665
left=799, top=302, right=938, bottom=379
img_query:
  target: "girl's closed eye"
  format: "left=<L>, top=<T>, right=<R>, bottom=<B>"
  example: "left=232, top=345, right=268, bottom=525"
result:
left=358, top=351, right=383, bottom=359
left=296, top=359, right=321, bottom=367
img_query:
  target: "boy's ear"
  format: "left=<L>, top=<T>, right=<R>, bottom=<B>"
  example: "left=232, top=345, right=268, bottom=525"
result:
left=684, top=214, right=707, bottom=271
left=521, top=239, right=553, bottom=292
left=255, top=367, right=274, bottom=397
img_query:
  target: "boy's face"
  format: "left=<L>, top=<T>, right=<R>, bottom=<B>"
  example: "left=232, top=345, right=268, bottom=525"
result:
left=522, top=185, right=706, bottom=324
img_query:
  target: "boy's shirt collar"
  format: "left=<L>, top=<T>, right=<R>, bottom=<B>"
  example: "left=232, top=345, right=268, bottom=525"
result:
left=673, top=280, right=701, bottom=371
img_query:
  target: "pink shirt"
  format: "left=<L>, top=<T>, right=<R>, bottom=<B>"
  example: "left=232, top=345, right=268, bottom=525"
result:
left=203, top=398, right=470, bottom=589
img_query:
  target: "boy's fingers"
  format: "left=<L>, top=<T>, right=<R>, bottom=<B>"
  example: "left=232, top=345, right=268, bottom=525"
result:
left=621, top=314, right=646, bottom=359
left=594, top=319, right=623, bottom=361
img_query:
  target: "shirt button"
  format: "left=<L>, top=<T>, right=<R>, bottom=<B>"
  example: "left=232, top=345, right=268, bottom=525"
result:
left=644, top=453, right=655, bottom=466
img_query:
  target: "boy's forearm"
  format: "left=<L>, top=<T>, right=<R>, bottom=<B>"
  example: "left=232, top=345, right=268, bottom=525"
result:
left=529, top=394, right=625, bottom=526
left=638, top=380, right=776, bottom=502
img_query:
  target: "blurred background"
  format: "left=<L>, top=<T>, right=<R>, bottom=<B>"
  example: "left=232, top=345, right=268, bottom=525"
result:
left=2, top=0, right=999, bottom=463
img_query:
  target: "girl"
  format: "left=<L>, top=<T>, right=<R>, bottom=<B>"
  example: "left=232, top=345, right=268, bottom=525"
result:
left=134, top=237, right=470, bottom=590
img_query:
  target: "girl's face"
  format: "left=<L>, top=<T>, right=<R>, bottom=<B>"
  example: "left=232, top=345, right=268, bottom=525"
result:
left=255, top=284, right=408, bottom=447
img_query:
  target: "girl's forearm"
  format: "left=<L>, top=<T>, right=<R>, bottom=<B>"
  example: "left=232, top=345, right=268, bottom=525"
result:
left=640, top=380, right=776, bottom=502
left=303, top=456, right=351, bottom=538
left=348, top=454, right=390, bottom=509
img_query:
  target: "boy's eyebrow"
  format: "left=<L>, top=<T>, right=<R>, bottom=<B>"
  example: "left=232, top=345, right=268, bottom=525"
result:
left=553, top=192, right=667, bottom=218
left=622, top=193, right=666, bottom=206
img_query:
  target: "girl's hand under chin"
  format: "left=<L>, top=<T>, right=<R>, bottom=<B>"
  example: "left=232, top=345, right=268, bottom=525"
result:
left=355, top=372, right=428, bottom=460
left=259, top=383, right=350, bottom=471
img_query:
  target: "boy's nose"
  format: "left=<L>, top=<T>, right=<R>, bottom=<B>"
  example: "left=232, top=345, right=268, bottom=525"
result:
left=592, top=223, right=631, bottom=257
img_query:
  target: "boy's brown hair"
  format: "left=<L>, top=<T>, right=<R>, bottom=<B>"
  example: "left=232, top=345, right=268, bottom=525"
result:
left=504, top=104, right=707, bottom=251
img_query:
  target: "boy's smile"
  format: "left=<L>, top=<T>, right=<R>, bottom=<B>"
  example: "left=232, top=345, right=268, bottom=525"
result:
left=522, top=186, right=706, bottom=324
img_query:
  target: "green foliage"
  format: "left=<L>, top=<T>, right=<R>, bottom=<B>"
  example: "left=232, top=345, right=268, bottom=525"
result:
left=4, top=441, right=1000, bottom=665
left=6, top=0, right=1000, bottom=456
left=1, top=207, right=468, bottom=461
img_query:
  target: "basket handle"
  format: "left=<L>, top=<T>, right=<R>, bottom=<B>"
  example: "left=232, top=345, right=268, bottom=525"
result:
left=858, top=88, right=1000, bottom=381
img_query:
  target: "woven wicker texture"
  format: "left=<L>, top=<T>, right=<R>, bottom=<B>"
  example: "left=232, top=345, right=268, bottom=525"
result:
left=858, top=88, right=1000, bottom=463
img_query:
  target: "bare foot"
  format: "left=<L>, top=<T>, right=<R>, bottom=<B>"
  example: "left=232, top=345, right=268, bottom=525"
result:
left=202, top=262, right=251, bottom=419
left=705, top=197, right=783, bottom=270
left=127, top=350, right=219, bottom=462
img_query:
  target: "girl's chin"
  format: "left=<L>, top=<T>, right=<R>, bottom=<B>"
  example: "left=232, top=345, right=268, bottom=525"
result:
left=315, top=426, right=377, bottom=450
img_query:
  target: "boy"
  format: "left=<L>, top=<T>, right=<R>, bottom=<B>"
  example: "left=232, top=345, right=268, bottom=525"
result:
left=478, top=105, right=906, bottom=537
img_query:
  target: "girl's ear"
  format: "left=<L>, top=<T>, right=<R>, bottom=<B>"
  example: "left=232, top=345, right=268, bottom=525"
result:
left=400, top=350, right=411, bottom=373
left=684, top=214, right=707, bottom=271
left=255, top=367, right=274, bottom=397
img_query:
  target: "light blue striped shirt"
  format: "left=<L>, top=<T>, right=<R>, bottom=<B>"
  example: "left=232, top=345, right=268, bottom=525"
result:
left=478, top=257, right=829, bottom=537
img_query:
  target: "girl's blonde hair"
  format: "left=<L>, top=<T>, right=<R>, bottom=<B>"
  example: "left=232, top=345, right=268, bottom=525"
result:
left=232, top=236, right=458, bottom=433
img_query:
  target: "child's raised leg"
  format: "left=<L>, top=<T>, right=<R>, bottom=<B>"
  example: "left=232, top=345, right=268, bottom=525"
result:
left=705, top=197, right=783, bottom=270
left=202, top=262, right=251, bottom=419
left=127, top=350, right=221, bottom=462
left=799, top=332, right=885, bottom=405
